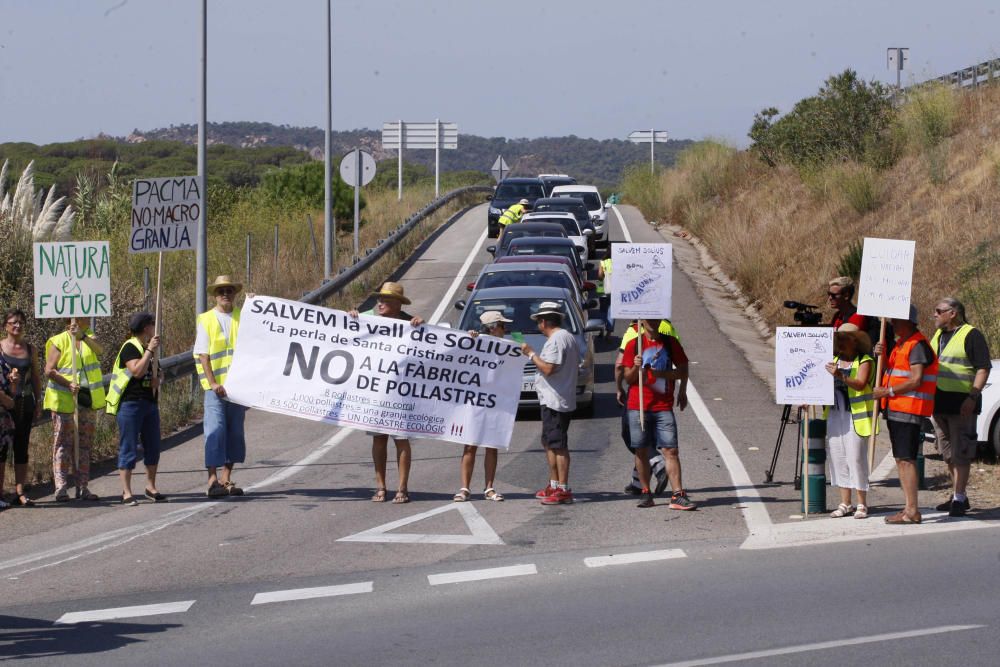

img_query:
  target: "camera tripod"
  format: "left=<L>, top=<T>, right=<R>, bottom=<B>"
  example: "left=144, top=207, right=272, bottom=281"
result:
left=764, top=404, right=803, bottom=489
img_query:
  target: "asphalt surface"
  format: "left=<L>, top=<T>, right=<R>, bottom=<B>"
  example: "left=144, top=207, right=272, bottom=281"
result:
left=2, top=204, right=999, bottom=665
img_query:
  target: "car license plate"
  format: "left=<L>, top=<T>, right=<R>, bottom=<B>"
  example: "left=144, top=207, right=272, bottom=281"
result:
left=522, top=381, right=535, bottom=393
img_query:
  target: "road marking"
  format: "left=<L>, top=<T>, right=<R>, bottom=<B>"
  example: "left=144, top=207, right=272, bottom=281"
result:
left=611, top=204, right=633, bottom=243
left=869, top=449, right=896, bottom=484
left=652, top=624, right=984, bottom=667
left=251, top=581, right=373, bottom=605
left=55, top=600, right=196, bottom=625
left=583, top=549, right=686, bottom=568
left=338, top=502, right=503, bottom=545
left=429, top=226, right=488, bottom=325
left=427, top=564, right=536, bottom=586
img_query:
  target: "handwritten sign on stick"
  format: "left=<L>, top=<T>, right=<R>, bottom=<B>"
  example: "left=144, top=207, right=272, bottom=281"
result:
left=856, top=237, right=915, bottom=320
left=610, top=243, right=672, bottom=320
left=33, top=242, right=112, bottom=318
left=130, top=176, right=201, bottom=254
left=775, top=327, right=834, bottom=405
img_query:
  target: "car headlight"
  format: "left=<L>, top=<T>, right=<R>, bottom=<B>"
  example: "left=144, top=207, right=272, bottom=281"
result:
left=489, top=207, right=502, bottom=215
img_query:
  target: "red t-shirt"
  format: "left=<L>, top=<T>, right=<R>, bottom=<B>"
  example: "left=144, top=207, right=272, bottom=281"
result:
left=831, top=312, right=867, bottom=331
left=623, top=334, right=688, bottom=411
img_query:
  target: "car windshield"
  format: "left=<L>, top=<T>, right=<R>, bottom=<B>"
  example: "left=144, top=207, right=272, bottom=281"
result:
left=495, top=184, right=544, bottom=199
left=477, top=270, right=577, bottom=294
left=555, top=192, right=601, bottom=210
left=460, top=297, right=578, bottom=335
left=534, top=202, right=588, bottom=223
left=500, top=229, right=566, bottom=250
left=525, top=217, right=580, bottom=236
left=508, top=244, right=579, bottom=266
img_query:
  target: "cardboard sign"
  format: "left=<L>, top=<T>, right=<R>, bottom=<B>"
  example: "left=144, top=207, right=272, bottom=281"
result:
left=33, top=242, right=112, bottom=318
left=610, top=243, right=672, bottom=320
left=130, top=176, right=201, bottom=254
left=856, top=237, right=915, bottom=320
left=224, top=296, right=526, bottom=449
left=775, top=327, right=834, bottom=405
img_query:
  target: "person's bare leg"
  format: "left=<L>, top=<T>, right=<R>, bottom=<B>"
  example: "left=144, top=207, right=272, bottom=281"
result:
left=896, top=459, right=920, bottom=518
left=220, top=463, right=234, bottom=485
left=544, top=445, right=558, bottom=482
left=14, top=463, right=28, bottom=499
left=460, top=445, right=476, bottom=490
left=953, top=462, right=970, bottom=497
left=395, top=438, right=411, bottom=494
left=484, top=447, right=498, bottom=489
left=207, top=466, right=219, bottom=487
left=372, top=435, right=388, bottom=492
left=554, top=450, right=570, bottom=486
left=663, top=448, right=683, bottom=493
left=634, top=448, right=652, bottom=490
left=119, top=468, right=132, bottom=498
left=145, top=464, right=159, bottom=495
left=839, top=487, right=853, bottom=507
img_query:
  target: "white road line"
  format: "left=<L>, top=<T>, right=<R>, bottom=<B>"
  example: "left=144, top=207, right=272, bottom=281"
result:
left=652, top=624, right=984, bottom=667
left=429, top=226, right=488, bottom=324
left=251, top=581, right=373, bottom=605
left=583, top=549, right=686, bottom=568
left=338, top=502, right=504, bottom=545
left=427, top=564, right=537, bottom=586
left=611, top=204, right=633, bottom=242
left=55, top=600, right=196, bottom=625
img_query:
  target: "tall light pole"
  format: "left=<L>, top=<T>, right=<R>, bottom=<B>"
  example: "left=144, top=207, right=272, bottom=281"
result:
left=195, top=0, right=208, bottom=315
left=323, top=0, right=334, bottom=280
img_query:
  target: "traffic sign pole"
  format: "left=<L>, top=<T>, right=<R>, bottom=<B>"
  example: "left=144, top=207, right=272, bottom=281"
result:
left=354, top=149, right=361, bottom=257
left=398, top=120, right=403, bottom=201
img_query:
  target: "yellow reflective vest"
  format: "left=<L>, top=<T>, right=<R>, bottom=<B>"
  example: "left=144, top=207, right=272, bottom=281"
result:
left=596, top=258, right=612, bottom=295
left=619, top=320, right=681, bottom=350
left=930, top=324, right=976, bottom=394
left=822, top=354, right=877, bottom=437
left=498, top=203, right=527, bottom=228
left=105, top=337, right=145, bottom=416
left=43, top=330, right=106, bottom=413
left=194, top=308, right=241, bottom=390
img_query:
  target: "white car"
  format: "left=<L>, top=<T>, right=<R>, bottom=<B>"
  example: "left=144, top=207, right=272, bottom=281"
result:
left=550, top=184, right=609, bottom=244
left=521, top=211, right=592, bottom=263
left=976, top=359, right=1000, bottom=456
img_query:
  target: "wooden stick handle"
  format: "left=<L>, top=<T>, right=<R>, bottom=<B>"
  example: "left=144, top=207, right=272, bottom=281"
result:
left=867, top=318, right=888, bottom=470
left=153, top=252, right=163, bottom=397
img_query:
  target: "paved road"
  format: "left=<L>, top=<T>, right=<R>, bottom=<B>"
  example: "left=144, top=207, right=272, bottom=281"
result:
left=2, top=204, right=999, bottom=665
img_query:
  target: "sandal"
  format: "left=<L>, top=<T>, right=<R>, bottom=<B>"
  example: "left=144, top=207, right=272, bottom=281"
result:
left=16, top=494, right=35, bottom=507
left=830, top=503, right=855, bottom=518
left=371, top=488, right=387, bottom=502
left=453, top=488, right=471, bottom=502
left=207, top=482, right=228, bottom=498
left=145, top=489, right=168, bottom=503
left=484, top=487, right=504, bottom=502
left=122, top=495, right=138, bottom=507
left=392, top=490, right=410, bottom=504
left=854, top=504, right=868, bottom=519
left=55, top=487, right=70, bottom=502
left=223, top=481, right=244, bottom=496
left=884, top=511, right=922, bottom=525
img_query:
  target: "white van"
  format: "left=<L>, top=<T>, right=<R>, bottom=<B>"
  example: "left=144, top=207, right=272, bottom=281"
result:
left=550, top=184, right=608, bottom=244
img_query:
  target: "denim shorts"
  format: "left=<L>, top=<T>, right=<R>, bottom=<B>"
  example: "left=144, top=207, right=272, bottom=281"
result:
left=627, top=409, right=677, bottom=451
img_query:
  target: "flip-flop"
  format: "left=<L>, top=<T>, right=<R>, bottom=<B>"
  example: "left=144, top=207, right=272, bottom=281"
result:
left=145, top=489, right=168, bottom=503
left=16, top=495, right=35, bottom=507
left=122, top=495, right=138, bottom=507
left=392, top=491, right=410, bottom=504
left=371, top=488, right=387, bottom=502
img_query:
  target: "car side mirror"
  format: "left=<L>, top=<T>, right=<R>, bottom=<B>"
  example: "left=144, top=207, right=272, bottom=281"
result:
left=585, top=319, right=605, bottom=333
left=582, top=229, right=593, bottom=236
left=486, top=245, right=497, bottom=256
left=485, top=194, right=493, bottom=202
left=454, top=300, right=466, bottom=310
left=604, top=202, right=612, bottom=209
left=585, top=299, right=600, bottom=310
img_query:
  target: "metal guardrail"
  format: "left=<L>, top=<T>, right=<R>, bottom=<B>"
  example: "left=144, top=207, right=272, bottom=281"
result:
left=910, top=57, right=1000, bottom=91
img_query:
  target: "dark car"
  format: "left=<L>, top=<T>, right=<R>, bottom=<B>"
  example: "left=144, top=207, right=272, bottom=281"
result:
left=487, top=222, right=567, bottom=259
left=487, top=177, right=546, bottom=238
left=538, top=174, right=577, bottom=196
left=531, top=196, right=596, bottom=251
left=504, top=236, right=587, bottom=281
left=464, top=261, right=598, bottom=313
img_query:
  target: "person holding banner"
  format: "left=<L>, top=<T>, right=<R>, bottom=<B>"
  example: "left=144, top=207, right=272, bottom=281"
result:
left=348, top=281, right=424, bottom=504
left=0, top=309, right=42, bottom=507
left=621, top=319, right=694, bottom=510
left=929, top=297, right=992, bottom=517
left=195, top=276, right=248, bottom=498
left=873, top=305, right=938, bottom=525
left=521, top=302, right=580, bottom=506
left=823, top=323, right=876, bottom=519
left=454, top=310, right=512, bottom=503
left=107, top=312, right=165, bottom=506
left=43, top=318, right=106, bottom=502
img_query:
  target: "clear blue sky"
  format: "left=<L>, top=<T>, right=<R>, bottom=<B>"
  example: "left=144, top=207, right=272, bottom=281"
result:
left=2, top=0, right=998, bottom=146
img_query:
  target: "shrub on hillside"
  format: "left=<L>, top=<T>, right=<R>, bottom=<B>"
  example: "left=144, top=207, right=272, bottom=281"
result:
left=830, top=162, right=883, bottom=214
left=259, top=161, right=358, bottom=219
left=900, top=83, right=959, bottom=184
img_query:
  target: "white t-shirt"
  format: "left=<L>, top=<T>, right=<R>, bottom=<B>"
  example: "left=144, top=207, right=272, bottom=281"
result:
left=534, top=328, right=579, bottom=413
left=193, top=310, right=233, bottom=355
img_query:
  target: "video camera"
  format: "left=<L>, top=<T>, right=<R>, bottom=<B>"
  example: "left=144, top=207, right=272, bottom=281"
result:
left=783, top=300, right=822, bottom=326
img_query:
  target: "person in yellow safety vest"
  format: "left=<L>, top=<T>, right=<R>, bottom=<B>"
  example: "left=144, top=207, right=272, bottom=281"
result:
left=597, top=248, right=615, bottom=334
left=106, top=312, right=165, bottom=506
left=43, top=317, right=105, bottom=502
left=822, top=323, right=877, bottom=519
left=497, top=198, right=531, bottom=230
left=873, top=304, right=938, bottom=525
left=929, top=297, right=992, bottom=517
left=194, top=275, right=247, bottom=498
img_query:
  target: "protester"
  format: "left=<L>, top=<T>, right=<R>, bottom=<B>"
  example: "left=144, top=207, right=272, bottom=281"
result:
left=348, top=281, right=424, bottom=504
left=873, top=305, right=938, bottom=524
left=622, top=319, right=694, bottom=509
left=597, top=248, right=614, bottom=335
left=107, top=312, right=164, bottom=506
left=454, top=310, right=511, bottom=502
left=929, top=297, right=992, bottom=517
left=44, top=318, right=106, bottom=502
left=0, top=309, right=42, bottom=507
left=520, top=301, right=580, bottom=505
left=827, top=277, right=867, bottom=330
left=195, top=275, right=248, bottom=498
left=0, top=352, right=20, bottom=510
left=823, top=323, right=875, bottom=519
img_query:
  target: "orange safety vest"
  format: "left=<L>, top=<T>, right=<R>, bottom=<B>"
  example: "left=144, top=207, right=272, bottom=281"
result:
left=882, top=331, right=938, bottom=417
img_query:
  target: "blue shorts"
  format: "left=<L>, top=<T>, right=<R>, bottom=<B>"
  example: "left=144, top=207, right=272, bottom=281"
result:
left=116, top=399, right=161, bottom=469
left=627, top=409, right=677, bottom=451
left=204, top=390, right=247, bottom=468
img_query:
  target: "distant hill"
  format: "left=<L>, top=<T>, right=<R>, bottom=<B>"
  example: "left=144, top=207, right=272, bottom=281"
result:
left=127, top=122, right=694, bottom=188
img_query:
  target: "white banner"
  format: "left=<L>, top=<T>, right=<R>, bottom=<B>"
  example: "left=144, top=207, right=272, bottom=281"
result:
left=130, top=176, right=201, bottom=254
left=225, top=296, right=526, bottom=449
left=775, top=327, right=834, bottom=405
left=610, top=243, right=672, bottom=320
left=856, top=237, right=915, bottom=320
left=33, top=242, right=112, bottom=319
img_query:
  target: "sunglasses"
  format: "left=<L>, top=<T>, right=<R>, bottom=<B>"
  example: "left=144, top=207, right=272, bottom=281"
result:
left=216, top=288, right=236, bottom=295
left=934, top=307, right=953, bottom=314
left=827, top=291, right=843, bottom=298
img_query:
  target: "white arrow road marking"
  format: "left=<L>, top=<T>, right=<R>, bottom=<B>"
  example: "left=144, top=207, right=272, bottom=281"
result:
left=583, top=549, right=686, bottom=568
left=428, top=564, right=536, bottom=586
left=337, top=502, right=504, bottom=545
left=251, top=581, right=373, bottom=605
left=55, top=600, right=195, bottom=625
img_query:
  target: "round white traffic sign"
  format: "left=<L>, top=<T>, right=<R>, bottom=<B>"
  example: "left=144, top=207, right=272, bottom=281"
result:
left=339, top=149, right=377, bottom=187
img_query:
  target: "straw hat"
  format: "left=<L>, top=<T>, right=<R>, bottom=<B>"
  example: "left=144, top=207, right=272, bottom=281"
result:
left=370, top=281, right=411, bottom=305
left=530, top=301, right=564, bottom=320
left=835, top=322, right=871, bottom=354
left=480, top=311, right=513, bottom=326
left=208, top=275, right=242, bottom=295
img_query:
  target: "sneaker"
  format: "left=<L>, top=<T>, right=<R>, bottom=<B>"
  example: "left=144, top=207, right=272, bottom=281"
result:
left=949, top=501, right=967, bottom=518
left=535, top=485, right=557, bottom=500
left=669, top=492, right=697, bottom=511
left=936, top=497, right=970, bottom=512
left=637, top=492, right=655, bottom=508
left=541, top=488, right=574, bottom=505
left=935, top=499, right=952, bottom=511
left=624, top=484, right=642, bottom=496
left=55, top=487, right=70, bottom=502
